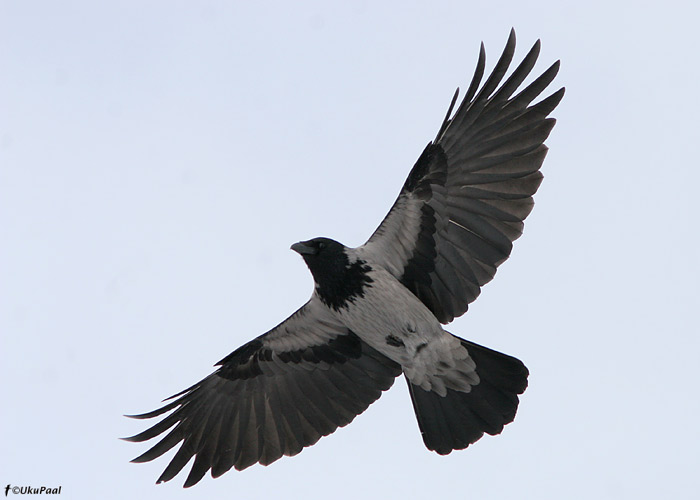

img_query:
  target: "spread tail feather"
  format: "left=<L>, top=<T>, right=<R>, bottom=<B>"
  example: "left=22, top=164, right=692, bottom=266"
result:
left=406, top=336, right=528, bottom=454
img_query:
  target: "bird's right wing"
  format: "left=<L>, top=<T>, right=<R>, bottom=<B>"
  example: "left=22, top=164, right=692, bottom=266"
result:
left=124, top=297, right=401, bottom=487
left=359, top=30, right=564, bottom=324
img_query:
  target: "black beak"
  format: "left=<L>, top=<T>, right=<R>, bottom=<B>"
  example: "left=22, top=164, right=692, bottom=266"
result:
left=291, top=241, right=316, bottom=256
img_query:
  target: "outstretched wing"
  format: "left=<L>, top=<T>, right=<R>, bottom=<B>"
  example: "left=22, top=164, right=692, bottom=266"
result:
left=358, top=30, right=564, bottom=323
left=124, top=297, right=401, bottom=487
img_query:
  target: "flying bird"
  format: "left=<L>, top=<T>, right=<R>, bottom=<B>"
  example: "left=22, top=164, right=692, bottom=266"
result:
left=125, top=30, right=564, bottom=487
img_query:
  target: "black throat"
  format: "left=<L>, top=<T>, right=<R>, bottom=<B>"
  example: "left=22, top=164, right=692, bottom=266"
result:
left=305, top=250, right=374, bottom=312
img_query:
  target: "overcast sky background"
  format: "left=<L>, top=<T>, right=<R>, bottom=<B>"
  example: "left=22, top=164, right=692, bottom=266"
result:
left=2, top=1, right=698, bottom=499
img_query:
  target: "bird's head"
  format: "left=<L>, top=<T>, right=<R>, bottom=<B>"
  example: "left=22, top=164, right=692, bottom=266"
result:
left=291, top=237, right=351, bottom=285
left=291, top=237, right=372, bottom=310
left=291, top=237, right=346, bottom=266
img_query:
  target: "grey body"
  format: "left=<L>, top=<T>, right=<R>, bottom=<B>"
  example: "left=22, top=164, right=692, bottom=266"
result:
left=332, top=254, right=476, bottom=396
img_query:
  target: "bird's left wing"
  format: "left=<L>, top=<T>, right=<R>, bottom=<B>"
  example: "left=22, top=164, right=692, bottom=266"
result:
left=358, top=30, right=564, bottom=323
left=124, top=297, right=401, bottom=487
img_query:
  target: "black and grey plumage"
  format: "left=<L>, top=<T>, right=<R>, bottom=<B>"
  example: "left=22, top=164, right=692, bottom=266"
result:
left=125, top=30, right=564, bottom=487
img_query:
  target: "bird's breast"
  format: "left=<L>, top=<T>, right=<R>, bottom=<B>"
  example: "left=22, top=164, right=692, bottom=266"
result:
left=331, top=267, right=444, bottom=365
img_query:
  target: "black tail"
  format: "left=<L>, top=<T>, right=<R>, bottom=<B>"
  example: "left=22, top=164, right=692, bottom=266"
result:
left=407, top=337, right=528, bottom=455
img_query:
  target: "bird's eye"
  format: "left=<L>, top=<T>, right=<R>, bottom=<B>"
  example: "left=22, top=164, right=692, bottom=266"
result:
left=317, top=242, right=326, bottom=250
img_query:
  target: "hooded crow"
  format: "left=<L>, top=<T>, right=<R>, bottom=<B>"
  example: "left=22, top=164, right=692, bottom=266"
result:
left=125, top=29, right=564, bottom=487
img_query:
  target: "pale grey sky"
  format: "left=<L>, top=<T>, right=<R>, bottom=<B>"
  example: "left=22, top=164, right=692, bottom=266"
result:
left=2, top=1, right=698, bottom=499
